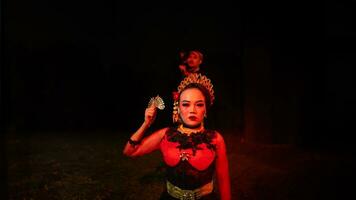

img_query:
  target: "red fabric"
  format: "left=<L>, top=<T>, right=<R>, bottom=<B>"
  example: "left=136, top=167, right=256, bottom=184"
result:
left=160, top=135, right=216, bottom=171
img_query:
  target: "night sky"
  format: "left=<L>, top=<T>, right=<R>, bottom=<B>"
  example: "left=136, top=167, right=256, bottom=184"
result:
left=2, top=2, right=356, bottom=148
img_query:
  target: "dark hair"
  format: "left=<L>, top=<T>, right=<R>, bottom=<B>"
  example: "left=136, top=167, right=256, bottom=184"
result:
left=179, top=83, right=212, bottom=109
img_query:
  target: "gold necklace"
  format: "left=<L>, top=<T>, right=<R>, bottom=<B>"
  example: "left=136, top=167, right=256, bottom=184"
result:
left=177, top=123, right=205, bottom=136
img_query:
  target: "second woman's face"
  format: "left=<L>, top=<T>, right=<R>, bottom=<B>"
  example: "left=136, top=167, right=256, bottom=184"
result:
left=179, top=88, right=206, bottom=127
left=187, top=52, right=202, bottom=69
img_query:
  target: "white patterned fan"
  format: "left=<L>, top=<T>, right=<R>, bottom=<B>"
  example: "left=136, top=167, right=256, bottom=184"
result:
left=147, top=95, right=165, bottom=110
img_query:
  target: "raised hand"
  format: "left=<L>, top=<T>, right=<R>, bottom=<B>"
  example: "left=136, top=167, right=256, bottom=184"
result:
left=144, top=103, right=157, bottom=126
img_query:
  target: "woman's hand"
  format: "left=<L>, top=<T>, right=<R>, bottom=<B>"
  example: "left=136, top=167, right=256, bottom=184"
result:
left=179, top=64, right=189, bottom=76
left=144, top=104, right=157, bottom=126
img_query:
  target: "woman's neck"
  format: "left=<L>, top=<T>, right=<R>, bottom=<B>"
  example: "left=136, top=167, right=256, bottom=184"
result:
left=187, top=66, right=200, bottom=73
left=178, top=123, right=205, bottom=136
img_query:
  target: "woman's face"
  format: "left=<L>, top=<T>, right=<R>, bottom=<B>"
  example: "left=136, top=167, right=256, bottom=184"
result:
left=179, top=88, right=206, bottom=127
left=186, top=52, right=202, bottom=69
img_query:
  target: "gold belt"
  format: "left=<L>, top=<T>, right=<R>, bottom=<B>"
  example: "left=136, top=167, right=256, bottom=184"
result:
left=166, top=180, right=213, bottom=200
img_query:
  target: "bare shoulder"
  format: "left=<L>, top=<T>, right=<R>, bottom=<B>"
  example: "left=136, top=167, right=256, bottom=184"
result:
left=150, top=127, right=170, bottom=138
left=214, top=131, right=225, bottom=142
left=212, top=131, right=228, bottom=155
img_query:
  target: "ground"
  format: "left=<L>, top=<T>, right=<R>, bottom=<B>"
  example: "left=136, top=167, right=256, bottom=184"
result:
left=5, top=131, right=355, bottom=200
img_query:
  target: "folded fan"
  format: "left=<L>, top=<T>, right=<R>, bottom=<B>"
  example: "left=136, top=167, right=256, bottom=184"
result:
left=148, top=95, right=165, bottom=110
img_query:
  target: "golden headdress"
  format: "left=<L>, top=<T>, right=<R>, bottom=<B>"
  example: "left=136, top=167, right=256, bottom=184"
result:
left=172, top=73, right=215, bottom=123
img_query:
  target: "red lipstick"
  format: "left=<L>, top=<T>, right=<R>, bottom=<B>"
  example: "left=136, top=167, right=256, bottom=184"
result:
left=189, top=116, right=197, bottom=121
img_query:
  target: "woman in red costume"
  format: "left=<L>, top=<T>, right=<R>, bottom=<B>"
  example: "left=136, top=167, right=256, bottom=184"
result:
left=123, top=73, right=231, bottom=200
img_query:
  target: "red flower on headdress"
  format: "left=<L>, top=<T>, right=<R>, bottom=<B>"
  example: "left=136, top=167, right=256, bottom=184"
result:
left=172, top=91, right=179, bottom=101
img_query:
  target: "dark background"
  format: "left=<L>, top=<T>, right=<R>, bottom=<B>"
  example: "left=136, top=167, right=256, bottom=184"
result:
left=1, top=1, right=356, bottom=198
left=3, top=1, right=355, bottom=145
left=1, top=0, right=356, bottom=192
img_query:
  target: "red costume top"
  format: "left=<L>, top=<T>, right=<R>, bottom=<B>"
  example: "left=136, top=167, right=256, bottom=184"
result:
left=159, top=128, right=219, bottom=199
left=160, top=128, right=216, bottom=171
left=124, top=127, right=230, bottom=200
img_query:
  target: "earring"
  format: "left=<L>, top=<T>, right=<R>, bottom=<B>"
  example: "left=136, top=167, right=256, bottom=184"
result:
left=204, top=113, right=207, bottom=118
left=172, top=101, right=179, bottom=123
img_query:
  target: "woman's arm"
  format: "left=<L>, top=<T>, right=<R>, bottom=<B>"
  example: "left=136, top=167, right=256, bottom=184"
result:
left=123, top=104, right=166, bottom=157
left=215, top=132, right=231, bottom=200
left=123, top=126, right=167, bottom=157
